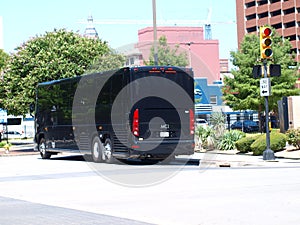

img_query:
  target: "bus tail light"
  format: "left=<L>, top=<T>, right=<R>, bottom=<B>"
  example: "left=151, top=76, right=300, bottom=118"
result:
left=189, top=109, right=195, bottom=135
left=132, top=109, right=139, bottom=137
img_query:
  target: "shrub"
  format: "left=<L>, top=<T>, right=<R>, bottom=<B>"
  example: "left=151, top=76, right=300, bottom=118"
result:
left=195, top=125, right=214, bottom=150
left=0, top=142, right=7, bottom=148
left=286, top=128, right=300, bottom=149
left=0, top=142, right=12, bottom=148
left=218, top=130, right=246, bottom=150
left=210, top=112, right=226, bottom=141
left=236, top=135, right=260, bottom=153
left=250, top=132, right=287, bottom=156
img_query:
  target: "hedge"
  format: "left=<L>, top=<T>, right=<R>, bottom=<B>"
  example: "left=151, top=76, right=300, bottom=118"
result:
left=236, top=135, right=259, bottom=153
left=250, top=132, right=286, bottom=156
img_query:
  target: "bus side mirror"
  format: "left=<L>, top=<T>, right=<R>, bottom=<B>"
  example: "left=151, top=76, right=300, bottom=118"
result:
left=29, top=103, right=35, bottom=116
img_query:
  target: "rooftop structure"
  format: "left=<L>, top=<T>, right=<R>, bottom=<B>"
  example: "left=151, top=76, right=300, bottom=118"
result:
left=83, top=15, right=99, bottom=39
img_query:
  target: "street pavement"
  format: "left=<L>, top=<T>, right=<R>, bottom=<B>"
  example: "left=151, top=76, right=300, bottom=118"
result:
left=0, top=196, right=151, bottom=225
left=1, top=152, right=300, bottom=225
left=1, top=140, right=300, bottom=225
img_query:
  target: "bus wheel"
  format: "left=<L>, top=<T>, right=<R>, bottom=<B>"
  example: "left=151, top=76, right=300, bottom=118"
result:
left=39, top=138, right=51, bottom=159
left=103, top=138, right=115, bottom=164
left=92, top=136, right=104, bottom=163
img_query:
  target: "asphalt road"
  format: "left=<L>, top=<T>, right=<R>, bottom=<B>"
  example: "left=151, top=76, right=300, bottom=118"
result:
left=0, top=196, right=151, bottom=225
left=0, top=154, right=300, bottom=225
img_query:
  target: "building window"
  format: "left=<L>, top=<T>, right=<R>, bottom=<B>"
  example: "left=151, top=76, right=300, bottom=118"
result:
left=210, top=96, right=217, bottom=105
left=286, top=35, right=297, bottom=41
left=272, top=23, right=282, bottom=29
left=284, top=21, right=296, bottom=28
left=247, top=26, right=257, bottom=33
left=291, top=48, right=297, bottom=55
left=130, top=57, right=134, bottom=65
left=283, top=7, right=295, bottom=15
left=245, top=1, right=256, bottom=8
left=258, top=12, right=269, bottom=19
left=246, top=14, right=256, bottom=20
left=270, top=9, right=281, bottom=17
left=257, top=0, right=268, bottom=6
left=269, top=0, right=280, bottom=3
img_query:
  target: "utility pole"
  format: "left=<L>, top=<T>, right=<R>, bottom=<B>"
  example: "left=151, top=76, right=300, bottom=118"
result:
left=152, top=0, right=158, bottom=66
left=187, top=42, right=194, bottom=68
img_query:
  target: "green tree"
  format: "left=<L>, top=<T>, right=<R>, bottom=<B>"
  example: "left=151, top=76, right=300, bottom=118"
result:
left=223, top=30, right=299, bottom=112
left=85, top=51, right=126, bottom=73
left=0, top=49, right=9, bottom=74
left=0, top=49, right=10, bottom=109
left=1, top=29, right=110, bottom=115
left=146, top=36, right=188, bottom=67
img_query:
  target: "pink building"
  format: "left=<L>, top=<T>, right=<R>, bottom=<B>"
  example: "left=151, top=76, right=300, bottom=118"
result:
left=136, top=26, right=220, bottom=84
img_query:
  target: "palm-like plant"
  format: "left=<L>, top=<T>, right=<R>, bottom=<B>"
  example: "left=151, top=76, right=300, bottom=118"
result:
left=210, top=112, right=226, bottom=141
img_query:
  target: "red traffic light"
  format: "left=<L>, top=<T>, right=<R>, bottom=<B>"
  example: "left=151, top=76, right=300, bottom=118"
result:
left=260, top=26, right=273, bottom=59
left=262, top=27, right=272, bottom=37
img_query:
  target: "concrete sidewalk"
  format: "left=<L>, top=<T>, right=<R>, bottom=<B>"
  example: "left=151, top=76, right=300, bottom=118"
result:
left=193, top=148, right=300, bottom=168
left=0, top=140, right=37, bottom=157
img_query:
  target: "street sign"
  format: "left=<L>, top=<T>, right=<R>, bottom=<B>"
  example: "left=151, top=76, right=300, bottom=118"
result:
left=260, top=78, right=271, bottom=96
left=0, top=108, right=7, bottom=124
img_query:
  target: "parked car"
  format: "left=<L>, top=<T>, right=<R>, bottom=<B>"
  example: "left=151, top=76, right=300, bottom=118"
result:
left=3, top=131, right=24, bottom=139
left=230, top=120, right=259, bottom=133
left=195, top=118, right=209, bottom=128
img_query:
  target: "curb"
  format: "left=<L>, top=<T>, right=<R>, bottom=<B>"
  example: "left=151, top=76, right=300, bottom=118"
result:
left=0, top=149, right=39, bottom=157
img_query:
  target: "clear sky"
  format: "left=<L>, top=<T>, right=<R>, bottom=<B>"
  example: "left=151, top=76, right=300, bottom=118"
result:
left=0, top=0, right=237, bottom=59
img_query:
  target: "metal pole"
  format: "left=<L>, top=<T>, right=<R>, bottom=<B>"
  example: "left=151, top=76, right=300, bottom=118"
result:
left=263, top=59, right=275, bottom=160
left=152, top=0, right=158, bottom=65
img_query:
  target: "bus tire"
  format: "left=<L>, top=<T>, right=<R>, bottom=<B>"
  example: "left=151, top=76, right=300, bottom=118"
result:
left=39, top=138, right=52, bottom=159
left=91, top=136, right=104, bottom=163
left=103, top=138, right=115, bottom=164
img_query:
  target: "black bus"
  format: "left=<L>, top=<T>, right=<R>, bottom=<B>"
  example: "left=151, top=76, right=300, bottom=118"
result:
left=34, top=66, right=195, bottom=163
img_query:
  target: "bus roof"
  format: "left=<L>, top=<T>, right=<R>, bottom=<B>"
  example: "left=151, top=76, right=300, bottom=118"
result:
left=37, top=66, right=193, bottom=87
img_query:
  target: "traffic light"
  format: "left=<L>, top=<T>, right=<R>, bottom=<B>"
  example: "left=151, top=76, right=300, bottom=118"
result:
left=252, top=65, right=262, bottom=78
left=260, top=26, right=273, bottom=59
left=269, top=64, right=281, bottom=77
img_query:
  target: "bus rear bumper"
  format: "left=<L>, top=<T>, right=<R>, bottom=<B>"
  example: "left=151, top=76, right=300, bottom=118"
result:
left=125, top=140, right=195, bottom=159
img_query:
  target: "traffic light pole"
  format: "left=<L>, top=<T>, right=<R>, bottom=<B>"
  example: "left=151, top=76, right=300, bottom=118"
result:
left=262, top=59, right=275, bottom=160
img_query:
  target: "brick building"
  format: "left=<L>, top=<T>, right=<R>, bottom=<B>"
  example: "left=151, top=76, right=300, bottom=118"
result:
left=236, top=0, right=300, bottom=62
left=121, top=26, right=221, bottom=84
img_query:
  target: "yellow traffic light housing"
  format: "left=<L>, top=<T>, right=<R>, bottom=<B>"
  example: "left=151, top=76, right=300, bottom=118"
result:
left=260, top=26, right=273, bottom=59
